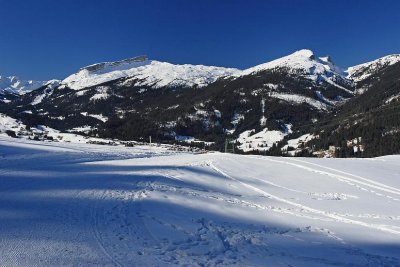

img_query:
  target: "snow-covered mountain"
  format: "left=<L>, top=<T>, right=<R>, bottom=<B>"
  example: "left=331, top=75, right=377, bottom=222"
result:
left=0, top=75, right=47, bottom=95
left=346, top=54, right=400, bottom=82
left=1, top=49, right=399, bottom=157
left=240, top=49, right=352, bottom=92
left=2, top=50, right=398, bottom=95
left=61, top=55, right=241, bottom=90
left=0, top=50, right=364, bottom=147
left=60, top=50, right=353, bottom=91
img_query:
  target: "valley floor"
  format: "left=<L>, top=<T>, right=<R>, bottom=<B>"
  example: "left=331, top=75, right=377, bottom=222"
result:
left=0, top=136, right=400, bottom=266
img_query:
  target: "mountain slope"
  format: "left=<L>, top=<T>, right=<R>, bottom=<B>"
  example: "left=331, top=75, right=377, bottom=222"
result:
left=304, top=60, right=400, bottom=157
left=347, top=54, right=400, bottom=83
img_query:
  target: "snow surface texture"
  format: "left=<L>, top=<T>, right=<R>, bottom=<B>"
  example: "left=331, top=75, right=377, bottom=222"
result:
left=0, top=75, right=47, bottom=95
left=1, top=136, right=399, bottom=266
left=62, top=56, right=240, bottom=90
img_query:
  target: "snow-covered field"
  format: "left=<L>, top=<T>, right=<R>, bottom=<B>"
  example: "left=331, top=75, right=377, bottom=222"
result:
left=1, top=136, right=399, bottom=266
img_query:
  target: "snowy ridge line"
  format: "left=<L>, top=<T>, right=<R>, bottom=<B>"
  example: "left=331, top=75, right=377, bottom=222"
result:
left=287, top=158, right=400, bottom=194
left=58, top=49, right=355, bottom=91
left=206, top=159, right=400, bottom=235
left=62, top=59, right=240, bottom=90
left=346, top=54, right=400, bottom=82
left=260, top=157, right=400, bottom=197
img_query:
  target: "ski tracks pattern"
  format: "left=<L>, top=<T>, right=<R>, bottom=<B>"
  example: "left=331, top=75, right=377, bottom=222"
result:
left=207, top=159, right=400, bottom=236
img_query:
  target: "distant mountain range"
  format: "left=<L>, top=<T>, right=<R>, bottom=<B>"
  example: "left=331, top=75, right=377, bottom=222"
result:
left=0, top=76, right=47, bottom=97
left=1, top=49, right=399, bottom=157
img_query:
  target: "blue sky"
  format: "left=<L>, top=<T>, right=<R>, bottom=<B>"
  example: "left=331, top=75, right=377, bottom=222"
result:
left=0, top=0, right=399, bottom=80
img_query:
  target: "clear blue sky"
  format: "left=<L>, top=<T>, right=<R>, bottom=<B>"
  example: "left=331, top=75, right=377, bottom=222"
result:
left=1, top=0, right=399, bottom=80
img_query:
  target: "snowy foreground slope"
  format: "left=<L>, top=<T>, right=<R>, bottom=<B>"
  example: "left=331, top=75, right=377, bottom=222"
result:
left=1, top=137, right=400, bottom=266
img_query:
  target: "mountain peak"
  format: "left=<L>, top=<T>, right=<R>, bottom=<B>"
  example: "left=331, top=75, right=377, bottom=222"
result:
left=241, top=49, right=327, bottom=76
left=238, top=49, right=352, bottom=92
left=291, top=49, right=315, bottom=59
left=241, top=49, right=339, bottom=75
left=319, top=56, right=333, bottom=64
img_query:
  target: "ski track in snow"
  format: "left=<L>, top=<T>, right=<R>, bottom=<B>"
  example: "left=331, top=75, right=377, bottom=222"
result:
left=1, top=136, right=400, bottom=266
left=267, top=157, right=400, bottom=201
left=207, top=159, right=400, bottom=236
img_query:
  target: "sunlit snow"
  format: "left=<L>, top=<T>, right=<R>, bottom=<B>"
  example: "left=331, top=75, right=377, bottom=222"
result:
left=0, top=136, right=399, bottom=266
